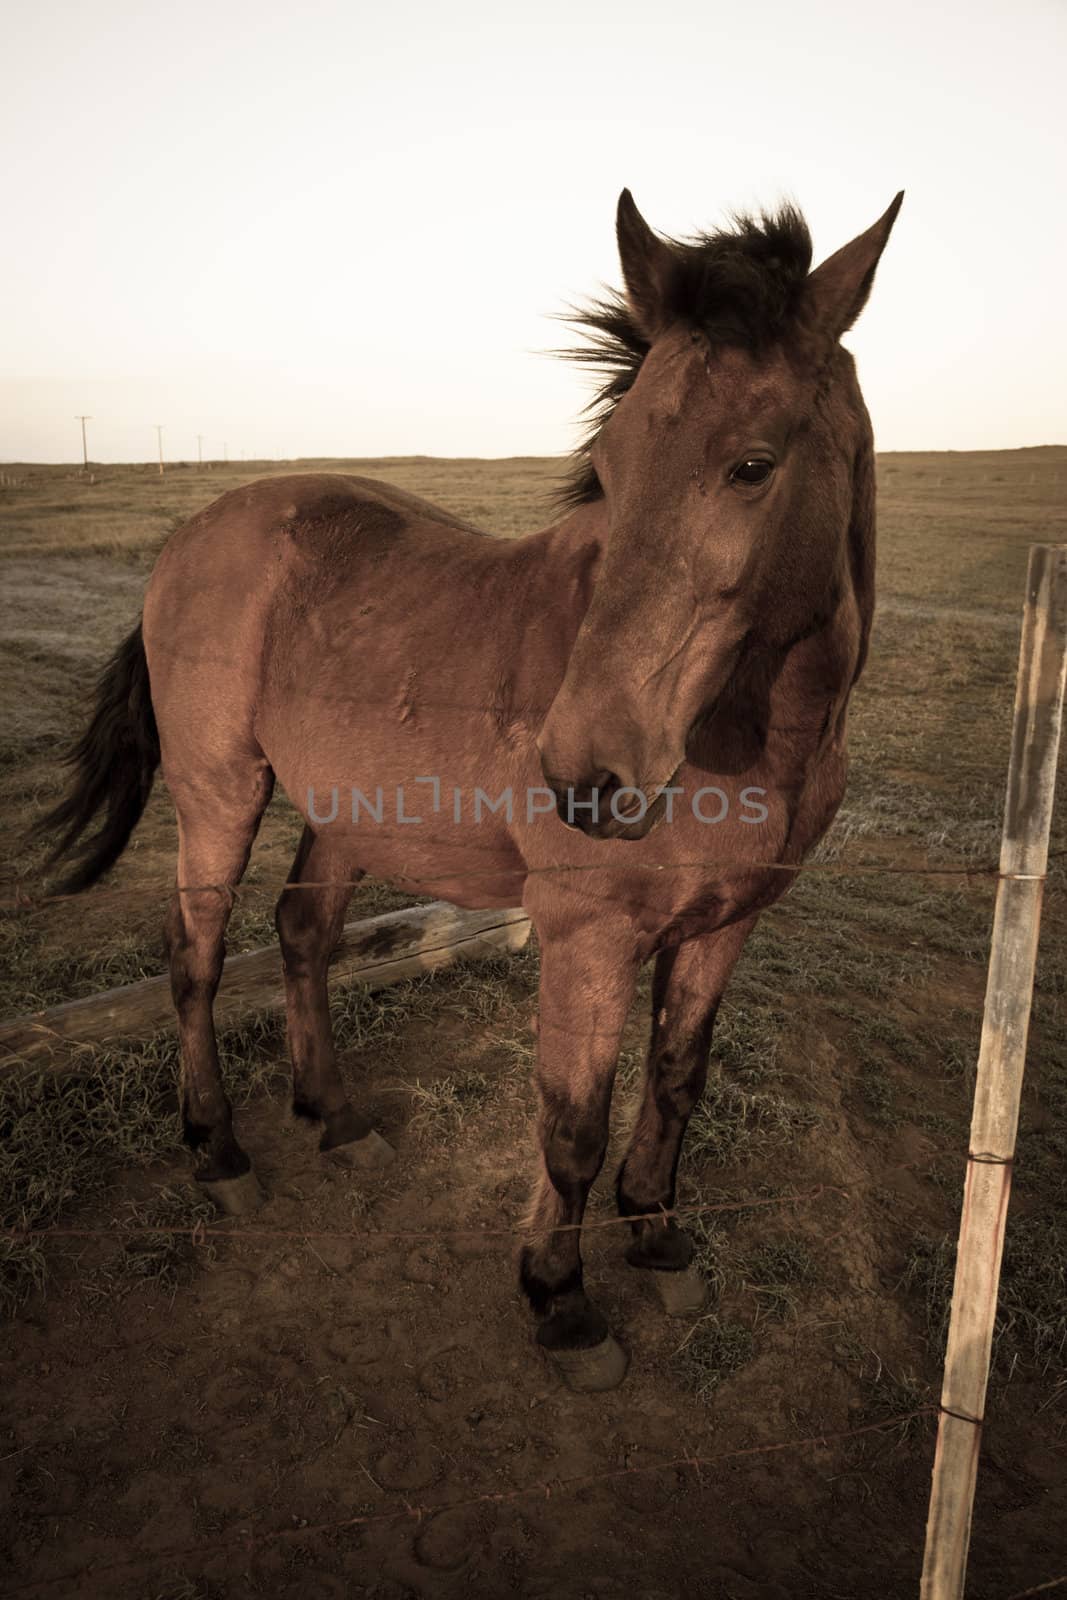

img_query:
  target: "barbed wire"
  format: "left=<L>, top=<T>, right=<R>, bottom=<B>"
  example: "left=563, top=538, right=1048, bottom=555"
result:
left=1, top=775, right=1062, bottom=1595
left=1, top=1404, right=942, bottom=1597
left=0, top=1168, right=1059, bottom=1597
left=4, top=1339, right=1057, bottom=1598
left=2, top=845, right=1065, bottom=914
left=0, top=1183, right=842, bottom=1249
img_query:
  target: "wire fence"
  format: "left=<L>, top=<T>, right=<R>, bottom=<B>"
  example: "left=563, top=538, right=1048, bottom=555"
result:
left=0, top=1173, right=950, bottom=1594
left=2, top=842, right=1065, bottom=1596
left=2, top=1183, right=840, bottom=1248
left=1, top=1405, right=951, bottom=1598
left=3, top=840, right=1067, bottom=914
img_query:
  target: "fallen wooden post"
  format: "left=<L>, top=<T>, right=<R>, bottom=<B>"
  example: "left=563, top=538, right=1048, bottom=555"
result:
left=0, top=902, right=532, bottom=1067
left=920, top=544, right=1067, bottom=1598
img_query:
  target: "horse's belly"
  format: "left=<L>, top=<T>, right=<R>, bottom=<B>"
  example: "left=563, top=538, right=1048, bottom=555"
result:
left=271, top=754, right=532, bottom=909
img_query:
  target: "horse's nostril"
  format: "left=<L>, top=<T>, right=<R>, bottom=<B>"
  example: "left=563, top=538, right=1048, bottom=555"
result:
left=549, top=770, right=629, bottom=831
left=610, top=784, right=647, bottom=819
left=543, top=769, right=613, bottom=799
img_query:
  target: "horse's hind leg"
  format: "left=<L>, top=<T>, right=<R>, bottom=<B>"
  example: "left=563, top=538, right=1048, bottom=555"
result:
left=276, top=826, right=394, bottom=1171
left=164, top=761, right=275, bottom=1214
left=616, top=916, right=757, bottom=1314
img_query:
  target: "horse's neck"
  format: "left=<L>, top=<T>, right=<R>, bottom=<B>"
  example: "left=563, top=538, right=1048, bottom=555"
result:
left=770, top=592, right=865, bottom=730
left=512, top=496, right=871, bottom=766
left=687, top=576, right=866, bottom=782
left=510, top=498, right=608, bottom=631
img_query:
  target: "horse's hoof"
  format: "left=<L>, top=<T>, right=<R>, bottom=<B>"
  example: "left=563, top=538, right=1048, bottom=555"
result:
left=543, top=1334, right=629, bottom=1393
left=326, top=1130, right=396, bottom=1172
left=649, top=1265, right=707, bottom=1317
left=200, top=1169, right=267, bottom=1216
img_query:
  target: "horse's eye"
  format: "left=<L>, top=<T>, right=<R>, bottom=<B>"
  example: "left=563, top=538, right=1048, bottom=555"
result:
left=731, top=458, right=775, bottom=486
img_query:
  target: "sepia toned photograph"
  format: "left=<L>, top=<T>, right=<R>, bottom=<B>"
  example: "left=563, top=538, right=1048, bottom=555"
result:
left=1, top=2, right=1064, bottom=1596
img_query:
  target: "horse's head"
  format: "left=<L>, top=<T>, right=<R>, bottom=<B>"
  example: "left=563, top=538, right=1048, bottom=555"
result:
left=537, top=187, right=903, bottom=840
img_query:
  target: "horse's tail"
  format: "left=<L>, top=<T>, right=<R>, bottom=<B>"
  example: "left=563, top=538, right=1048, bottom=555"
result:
left=30, top=620, right=160, bottom=895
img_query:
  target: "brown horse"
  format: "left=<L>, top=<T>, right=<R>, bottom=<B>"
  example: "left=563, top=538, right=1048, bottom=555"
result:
left=37, top=187, right=902, bottom=1390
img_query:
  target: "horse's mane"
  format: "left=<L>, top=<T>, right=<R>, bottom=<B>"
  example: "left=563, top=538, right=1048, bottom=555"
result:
left=554, top=204, right=813, bottom=510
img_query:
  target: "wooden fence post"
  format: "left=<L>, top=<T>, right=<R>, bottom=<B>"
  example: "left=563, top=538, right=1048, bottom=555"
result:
left=920, top=544, right=1067, bottom=1597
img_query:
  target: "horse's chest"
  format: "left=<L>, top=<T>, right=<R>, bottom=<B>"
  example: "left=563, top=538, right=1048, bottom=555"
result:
left=635, top=727, right=849, bottom=952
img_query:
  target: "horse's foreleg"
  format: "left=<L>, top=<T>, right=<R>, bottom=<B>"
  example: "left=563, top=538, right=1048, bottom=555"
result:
left=616, top=916, right=758, bottom=1313
left=276, top=827, right=394, bottom=1172
left=519, top=914, right=638, bottom=1391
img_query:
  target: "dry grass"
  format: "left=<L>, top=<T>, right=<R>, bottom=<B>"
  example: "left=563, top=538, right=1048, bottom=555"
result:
left=0, top=937, right=539, bottom=1314
left=901, top=1216, right=1067, bottom=1382
left=2, top=446, right=1066, bottom=1411
left=0, top=455, right=559, bottom=561
left=404, top=1070, right=493, bottom=1136
left=670, top=1313, right=755, bottom=1399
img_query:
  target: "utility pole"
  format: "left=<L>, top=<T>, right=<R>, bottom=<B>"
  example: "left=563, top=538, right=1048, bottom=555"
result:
left=197, top=433, right=204, bottom=466
left=223, top=441, right=228, bottom=462
left=155, top=424, right=165, bottom=477
left=75, top=416, right=91, bottom=470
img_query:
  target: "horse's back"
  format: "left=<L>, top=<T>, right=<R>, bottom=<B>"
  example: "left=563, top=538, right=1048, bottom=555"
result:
left=248, top=471, right=484, bottom=537
left=145, top=472, right=485, bottom=621
left=162, top=471, right=481, bottom=562
left=142, top=473, right=489, bottom=761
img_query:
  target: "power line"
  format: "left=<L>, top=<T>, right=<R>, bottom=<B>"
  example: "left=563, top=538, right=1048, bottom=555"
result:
left=74, top=416, right=91, bottom=470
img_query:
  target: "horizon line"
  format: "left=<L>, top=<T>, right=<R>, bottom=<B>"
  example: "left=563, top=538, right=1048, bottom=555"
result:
left=3, top=443, right=1066, bottom=469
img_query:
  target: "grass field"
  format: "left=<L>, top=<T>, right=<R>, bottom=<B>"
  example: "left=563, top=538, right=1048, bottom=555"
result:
left=1, top=447, right=1065, bottom=1598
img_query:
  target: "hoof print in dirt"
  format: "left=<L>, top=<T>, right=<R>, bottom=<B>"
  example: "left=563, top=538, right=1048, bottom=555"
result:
left=199, top=1169, right=267, bottom=1216
left=542, top=1334, right=629, bottom=1393
left=325, top=1130, right=396, bottom=1172
left=649, top=1265, right=707, bottom=1317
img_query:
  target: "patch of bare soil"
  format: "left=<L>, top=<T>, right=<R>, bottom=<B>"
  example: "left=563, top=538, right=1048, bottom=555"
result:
left=2, top=998, right=1063, bottom=1600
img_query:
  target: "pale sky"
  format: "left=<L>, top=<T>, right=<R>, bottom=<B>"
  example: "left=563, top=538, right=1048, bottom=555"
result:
left=2, top=0, right=1064, bottom=464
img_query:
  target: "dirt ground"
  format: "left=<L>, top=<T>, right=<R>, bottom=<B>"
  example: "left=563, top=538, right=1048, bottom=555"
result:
left=2, top=452, right=1066, bottom=1598
left=2, top=979, right=1063, bottom=1600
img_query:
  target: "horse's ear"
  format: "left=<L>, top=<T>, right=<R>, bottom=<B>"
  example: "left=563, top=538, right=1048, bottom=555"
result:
left=803, top=191, right=904, bottom=343
left=616, top=189, right=676, bottom=338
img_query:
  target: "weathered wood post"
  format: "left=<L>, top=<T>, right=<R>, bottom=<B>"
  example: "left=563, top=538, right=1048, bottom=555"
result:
left=0, top=902, right=532, bottom=1068
left=920, top=544, right=1067, bottom=1597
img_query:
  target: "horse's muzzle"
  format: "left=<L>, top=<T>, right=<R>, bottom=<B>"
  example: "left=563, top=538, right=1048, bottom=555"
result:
left=543, top=770, right=668, bottom=841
